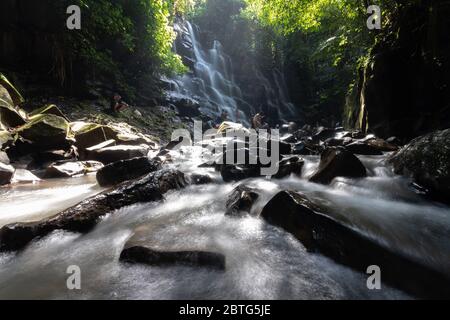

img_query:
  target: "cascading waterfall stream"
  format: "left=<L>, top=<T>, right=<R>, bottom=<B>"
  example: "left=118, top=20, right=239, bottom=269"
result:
left=167, top=20, right=298, bottom=124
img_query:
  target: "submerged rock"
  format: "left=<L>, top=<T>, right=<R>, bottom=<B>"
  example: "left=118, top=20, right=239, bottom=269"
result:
left=44, top=161, right=104, bottom=178
left=389, top=129, right=450, bottom=203
left=187, top=174, right=213, bottom=185
left=120, top=246, right=225, bottom=270
left=0, top=162, right=14, bottom=185
left=260, top=191, right=450, bottom=299
left=96, top=157, right=161, bottom=187
left=225, top=184, right=260, bottom=217
left=310, top=147, right=367, bottom=184
left=0, top=169, right=187, bottom=252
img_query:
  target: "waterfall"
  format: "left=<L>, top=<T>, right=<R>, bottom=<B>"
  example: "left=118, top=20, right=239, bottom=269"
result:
left=166, top=20, right=298, bottom=125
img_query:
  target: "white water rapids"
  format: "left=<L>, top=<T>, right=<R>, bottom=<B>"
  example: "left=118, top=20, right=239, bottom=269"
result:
left=0, top=146, right=449, bottom=300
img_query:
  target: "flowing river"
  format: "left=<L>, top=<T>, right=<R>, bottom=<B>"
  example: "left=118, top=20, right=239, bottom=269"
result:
left=1, top=145, right=449, bottom=300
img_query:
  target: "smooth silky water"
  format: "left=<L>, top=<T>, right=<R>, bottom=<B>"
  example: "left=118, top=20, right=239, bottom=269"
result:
left=1, top=146, right=449, bottom=300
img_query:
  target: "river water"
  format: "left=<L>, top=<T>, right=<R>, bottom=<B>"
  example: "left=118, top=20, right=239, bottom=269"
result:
left=0, top=146, right=449, bottom=300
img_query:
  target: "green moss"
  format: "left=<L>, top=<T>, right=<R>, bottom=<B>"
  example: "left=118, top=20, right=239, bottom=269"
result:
left=29, top=104, right=68, bottom=120
left=15, top=114, right=71, bottom=142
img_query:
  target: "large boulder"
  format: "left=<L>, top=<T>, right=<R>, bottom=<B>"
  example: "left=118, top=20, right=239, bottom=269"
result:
left=260, top=191, right=450, bottom=299
left=389, top=129, right=450, bottom=202
left=0, top=169, right=187, bottom=252
left=310, top=147, right=367, bottom=184
left=225, top=184, right=260, bottom=217
left=0, top=162, right=14, bottom=185
left=44, top=161, right=104, bottom=178
left=71, top=122, right=118, bottom=151
left=120, top=246, right=225, bottom=271
left=96, top=157, right=162, bottom=187
left=14, top=114, right=73, bottom=151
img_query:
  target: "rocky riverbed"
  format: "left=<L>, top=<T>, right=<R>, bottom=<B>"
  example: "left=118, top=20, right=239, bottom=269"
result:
left=1, top=77, right=450, bottom=300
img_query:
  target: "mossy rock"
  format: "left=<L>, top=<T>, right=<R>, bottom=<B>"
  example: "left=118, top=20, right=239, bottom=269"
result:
left=14, top=114, right=73, bottom=150
left=0, top=73, right=24, bottom=107
left=71, top=121, right=118, bottom=151
left=0, top=96, right=26, bottom=128
left=29, top=104, right=69, bottom=121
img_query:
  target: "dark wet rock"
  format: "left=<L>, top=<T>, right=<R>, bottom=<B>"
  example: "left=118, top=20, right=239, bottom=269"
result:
left=281, top=134, right=296, bottom=144
left=120, top=246, right=225, bottom=270
left=366, top=138, right=399, bottom=152
left=274, top=156, right=304, bottom=179
left=260, top=191, right=450, bottom=299
left=71, top=122, right=118, bottom=151
left=389, top=129, right=450, bottom=203
left=188, top=174, right=213, bottom=185
left=325, top=137, right=353, bottom=147
left=96, top=157, right=161, bottom=187
left=44, top=161, right=104, bottom=178
left=313, top=127, right=336, bottom=142
left=345, top=142, right=383, bottom=155
left=0, top=169, right=187, bottom=252
left=220, top=165, right=260, bottom=182
left=86, top=144, right=149, bottom=165
left=15, top=114, right=73, bottom=151
left=386, top=136, right=402, bottom=146
left=0, top=162, right=14, bottom=185
left=310, top=147, right=367, bottom=184
left=29, top=104, right=68, bottom=121
left=225, top=184, right=260, bottom=217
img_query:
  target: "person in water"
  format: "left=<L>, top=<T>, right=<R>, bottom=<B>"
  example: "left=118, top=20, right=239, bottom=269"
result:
left=252, top=112, right=268, bottom=130
left=110, top=94, right=129, bottom=113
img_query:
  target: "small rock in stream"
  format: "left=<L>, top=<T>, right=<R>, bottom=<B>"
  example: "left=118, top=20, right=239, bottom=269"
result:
left=225, top=184, right=260, bottom=217
left=120, top=246, right=226, bottom=271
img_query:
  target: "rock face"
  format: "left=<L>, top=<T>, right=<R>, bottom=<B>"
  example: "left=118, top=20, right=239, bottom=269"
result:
left=44, top=161, right=104, bottom=178
left=260, top=191, right=450, bottom=299
left=120, top=246, right=226, bottom=271
left=0, top=162, right=14, bottom=185
left=0, top=102, right=26, bottom=128
left=96, top=157, right=162, bottom=187
left=0, top=169, right=187, bottom=252
left=310, top=147, right=367, bottom=184
left=225, top=184, right=260, bottom=217
left=389, top=129, right=450, bottom=203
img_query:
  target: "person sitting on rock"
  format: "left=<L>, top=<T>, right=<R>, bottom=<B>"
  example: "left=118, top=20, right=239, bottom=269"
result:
left=111, top=94, right=129, bottom=113
left=252, top=112, right=268, bottom=130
